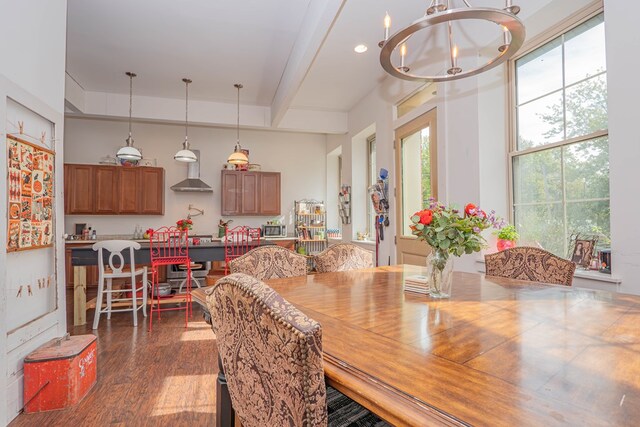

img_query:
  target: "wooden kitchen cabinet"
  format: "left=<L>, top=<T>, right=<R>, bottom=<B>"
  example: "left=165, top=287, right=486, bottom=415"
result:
left=260, top=172, right=281, bottom=215
left=221, top=171, right=281, bottom=216
left=118, top=167, right=139, bottom=214
left=138, top=167, right=164, bottom=215
left=64, top=164, right=164, bottom=215
left=65, top=164, right=95, bottom=214
left=94, top=166, right=119, bottom=214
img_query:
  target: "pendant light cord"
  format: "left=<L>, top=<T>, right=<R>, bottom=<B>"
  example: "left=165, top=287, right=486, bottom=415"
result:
left=236, top=84, right=241, bottom=147
left=185, top=80, right=189, bottom=140
left=128, top=73, right=133, bottom=136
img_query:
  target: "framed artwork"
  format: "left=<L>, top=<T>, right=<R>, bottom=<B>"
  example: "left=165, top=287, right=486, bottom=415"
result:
left=570, top=238, right=596, bottom=268
left=6, top=135, right=55, bottom=251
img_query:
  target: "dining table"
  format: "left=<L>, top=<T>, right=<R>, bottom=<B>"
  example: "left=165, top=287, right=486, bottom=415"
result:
left=206, top=264, right=640, bottom=426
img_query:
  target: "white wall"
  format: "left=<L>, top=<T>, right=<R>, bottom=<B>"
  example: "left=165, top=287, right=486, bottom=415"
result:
left=0, top=0, right=68, bottom=423
left=64, top=118, right=327, bottom=235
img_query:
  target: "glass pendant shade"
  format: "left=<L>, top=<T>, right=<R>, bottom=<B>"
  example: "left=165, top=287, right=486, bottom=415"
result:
left=227, top=146, right=249, bottom=165
left=117, top=135, right=142, bottom=160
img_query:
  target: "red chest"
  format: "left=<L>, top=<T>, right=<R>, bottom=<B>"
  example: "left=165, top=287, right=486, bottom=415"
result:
left=23, top=334, right=97, bottom=413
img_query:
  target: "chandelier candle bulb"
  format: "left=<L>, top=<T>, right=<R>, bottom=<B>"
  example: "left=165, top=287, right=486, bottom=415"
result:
left=384, top=12, right=390, bottom=39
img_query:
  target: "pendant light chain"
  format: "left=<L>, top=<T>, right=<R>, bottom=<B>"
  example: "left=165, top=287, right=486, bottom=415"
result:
left=185, top=79, right=189, bottom=140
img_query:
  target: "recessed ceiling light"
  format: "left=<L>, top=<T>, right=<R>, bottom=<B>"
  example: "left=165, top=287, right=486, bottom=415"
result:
left=354, top=44, right=368, bottom=54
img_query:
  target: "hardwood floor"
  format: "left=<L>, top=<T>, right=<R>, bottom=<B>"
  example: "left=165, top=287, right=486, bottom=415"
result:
left=9, top=290, right=218, bottom=427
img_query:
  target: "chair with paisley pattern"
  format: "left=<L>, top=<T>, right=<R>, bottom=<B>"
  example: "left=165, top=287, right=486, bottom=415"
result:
left=485, top=246, right=576, bottom=286
left=229, top=245, right=307, bottom=281
left=314, top=243, right=374, bottom=273
left=206, top=273, right=389, bottom=427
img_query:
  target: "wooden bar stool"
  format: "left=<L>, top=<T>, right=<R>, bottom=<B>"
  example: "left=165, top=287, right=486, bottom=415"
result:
left=148, top=227, right=192, bottom=331
left=92, top=240, right=147, bottom=329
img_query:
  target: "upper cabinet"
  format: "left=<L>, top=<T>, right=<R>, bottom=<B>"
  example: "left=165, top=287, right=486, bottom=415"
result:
left=64, top=164, right=164, bottom=215
left=221, top=171, right=281, bottom=216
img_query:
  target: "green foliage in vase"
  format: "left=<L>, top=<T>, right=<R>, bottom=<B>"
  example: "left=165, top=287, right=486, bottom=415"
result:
left=496, top=225, right=519, bottom=242
left=410, top=199, right=505, bottom=261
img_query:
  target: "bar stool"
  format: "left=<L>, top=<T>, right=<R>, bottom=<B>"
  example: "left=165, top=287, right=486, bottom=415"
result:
left=177, top=263, right=203, bottom=293
left=224, top=226, right=261, bottom=274
left=149, top=226, right=192, bottom=331
left=92, top=240, right=147, bottom=329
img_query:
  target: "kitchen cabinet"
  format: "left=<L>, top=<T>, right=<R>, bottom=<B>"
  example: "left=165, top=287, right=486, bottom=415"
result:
left=64, top=164, right=164, bottom=215
left=94, top=166, right=119, bottom=214
left=221, top=171, right=281, bottom=216
left=138, top=168, right=164, bottom=215
left=65, top=164, right=95, bottom=214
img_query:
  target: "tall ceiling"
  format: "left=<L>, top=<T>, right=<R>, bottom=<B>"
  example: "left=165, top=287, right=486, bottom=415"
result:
left=66, top=0, right=556, bottom=120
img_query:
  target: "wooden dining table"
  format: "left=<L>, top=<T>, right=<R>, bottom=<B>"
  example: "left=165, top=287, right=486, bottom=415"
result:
left=209, top=264, right=640, bottom=426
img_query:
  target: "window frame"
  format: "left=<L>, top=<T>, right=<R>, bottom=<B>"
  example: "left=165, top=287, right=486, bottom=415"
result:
left=366, top=134, right=376, bottom=237
left=507, top=5, right=608, bottom=256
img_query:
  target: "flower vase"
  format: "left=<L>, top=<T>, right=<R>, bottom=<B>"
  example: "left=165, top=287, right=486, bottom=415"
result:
left=426, top=250, right=454, bottom=299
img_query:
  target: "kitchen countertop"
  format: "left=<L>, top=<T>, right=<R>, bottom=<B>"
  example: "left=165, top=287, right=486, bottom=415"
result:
left=66, top=236, right=297, bottom=244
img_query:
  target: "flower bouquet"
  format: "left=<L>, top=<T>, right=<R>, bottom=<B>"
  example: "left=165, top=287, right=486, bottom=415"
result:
left=410, top=199, right=504, bottom=298
left=176, top=218, right=193, bottom=232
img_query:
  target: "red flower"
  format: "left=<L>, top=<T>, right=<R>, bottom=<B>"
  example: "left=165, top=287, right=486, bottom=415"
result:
left=419, top=210, right=433, bottom=225
left=464, top=203, right=477, bottom=217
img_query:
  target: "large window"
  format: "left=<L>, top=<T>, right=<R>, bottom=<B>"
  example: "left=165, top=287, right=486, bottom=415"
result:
left=511, top=13, right=609, bottom=256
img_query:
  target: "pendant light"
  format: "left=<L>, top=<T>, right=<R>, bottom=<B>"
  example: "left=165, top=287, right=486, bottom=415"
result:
left=116, top=72, right=143, bottom=161
left=174, top=78, right=197, bottom=162
left=227, top=83, right=249, bottom=165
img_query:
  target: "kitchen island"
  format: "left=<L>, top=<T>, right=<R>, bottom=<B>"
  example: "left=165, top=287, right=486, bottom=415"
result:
left=70, top=239, right=287, bottom=326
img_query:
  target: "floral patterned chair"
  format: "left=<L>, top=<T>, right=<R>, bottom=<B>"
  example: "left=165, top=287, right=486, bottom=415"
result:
left=229, top=245, right=307, bottom=280
left=485, top=246, right=576, bottom=286
left=313, top=243, right=374, bottom=273
left=206, top=273, right=389, bottom=427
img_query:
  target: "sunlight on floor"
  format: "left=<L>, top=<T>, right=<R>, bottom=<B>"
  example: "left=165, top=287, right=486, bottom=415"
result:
left=180, top=322, right=216, bottom=341
left=152, top=374, right=217, bottom=416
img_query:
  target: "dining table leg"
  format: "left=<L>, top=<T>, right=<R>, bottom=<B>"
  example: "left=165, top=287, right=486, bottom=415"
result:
left=217, top=354, right=235, bottom=427
left=74, top=265, right=87, bottom=326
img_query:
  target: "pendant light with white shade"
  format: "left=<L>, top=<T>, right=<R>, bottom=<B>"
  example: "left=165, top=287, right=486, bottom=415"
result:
left=174, top=78, right=197, bottom=162
left=227, top=83, right=249, bottom=165
left=116, top=72, right=143, bottom=161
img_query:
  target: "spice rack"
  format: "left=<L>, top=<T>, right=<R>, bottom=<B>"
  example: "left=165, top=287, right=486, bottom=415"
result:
left=295, top=200, right=328, bottom=269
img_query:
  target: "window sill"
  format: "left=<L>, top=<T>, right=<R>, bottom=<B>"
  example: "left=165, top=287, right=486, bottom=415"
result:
left=475, top=259, right=621, bottom=285
left=352, top=239, right=376, bottom=247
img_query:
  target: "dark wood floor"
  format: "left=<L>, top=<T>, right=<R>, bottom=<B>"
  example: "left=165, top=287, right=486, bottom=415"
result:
left=9, top=289, right=218, bottom=426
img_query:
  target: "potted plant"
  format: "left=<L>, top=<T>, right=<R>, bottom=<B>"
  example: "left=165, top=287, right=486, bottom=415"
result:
left=495, top=225, right=519, bottom=251
left=410, top=200, right=504, bottom=298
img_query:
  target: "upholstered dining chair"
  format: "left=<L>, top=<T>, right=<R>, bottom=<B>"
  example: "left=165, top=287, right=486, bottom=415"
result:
left=314, top=243, right=374, bottom=273
left=485, top=246, right=576, bottom=286
left=229, top=245, right=307, bottom=281
left=206, top=273, right=389, bottom=427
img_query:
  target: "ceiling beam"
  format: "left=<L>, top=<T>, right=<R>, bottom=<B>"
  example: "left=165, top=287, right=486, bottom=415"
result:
left=270, top=0, right=346, bottom=128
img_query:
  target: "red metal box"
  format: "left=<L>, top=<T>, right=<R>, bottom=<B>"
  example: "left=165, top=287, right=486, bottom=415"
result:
left=23, top=334, right=97, bottom=413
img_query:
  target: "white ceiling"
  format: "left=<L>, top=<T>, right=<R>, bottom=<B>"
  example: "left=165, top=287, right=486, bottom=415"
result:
left=66, top=0, right=556, bottom=118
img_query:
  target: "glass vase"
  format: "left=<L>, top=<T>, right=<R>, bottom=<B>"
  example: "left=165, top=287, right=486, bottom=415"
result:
left=426, top=249, right=454, bottom=299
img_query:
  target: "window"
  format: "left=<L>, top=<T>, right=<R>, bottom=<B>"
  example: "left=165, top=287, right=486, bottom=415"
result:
left=511, top=13, right=609, bottom=256
left=366, top=134, right=376, bottom=236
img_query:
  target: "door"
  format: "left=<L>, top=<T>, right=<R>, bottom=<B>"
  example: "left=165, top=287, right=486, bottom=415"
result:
left=260, top=172, right=281, bottom=215
left=221, top=171, right=241, bottom=215
left=94, top=166, right=118, bottom=214
left=139, top=168, right=164, bottom=215
left=240, top=173, right=260, bottom=215
left=66, top=164, right=94, bottom=214
left=395, top=108, right=438, bottom=265
left=118, top=167, right=139, bottom=213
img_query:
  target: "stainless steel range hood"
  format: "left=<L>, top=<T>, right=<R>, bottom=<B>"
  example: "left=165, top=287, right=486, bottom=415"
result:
left=170, top=150, right=213, bottom=192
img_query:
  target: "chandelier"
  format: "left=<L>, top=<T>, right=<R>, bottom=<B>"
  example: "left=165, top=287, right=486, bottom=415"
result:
left=379, top=0, right=525, bottom=82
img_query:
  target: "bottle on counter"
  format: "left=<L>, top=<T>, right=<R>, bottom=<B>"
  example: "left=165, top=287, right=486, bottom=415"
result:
left=91, top=229, right=97, bottom=240
left=82, top=226, right=89, bottom=240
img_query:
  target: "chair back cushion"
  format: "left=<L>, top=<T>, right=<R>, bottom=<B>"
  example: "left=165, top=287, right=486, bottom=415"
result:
left=207, top=273, right=327, bottom=427
left=229, top=246, right=307, bottom=280
left=92, top=240, right=140, bottom=275
left=314, top=243, right=374, bottom=273
left=485, top=246, right=576, bottom=286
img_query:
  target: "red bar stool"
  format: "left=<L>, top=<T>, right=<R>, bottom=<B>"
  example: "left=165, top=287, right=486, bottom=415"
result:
left=224, top=226, right=261, bottom=274
left=148, top=226, right=192, bottom=331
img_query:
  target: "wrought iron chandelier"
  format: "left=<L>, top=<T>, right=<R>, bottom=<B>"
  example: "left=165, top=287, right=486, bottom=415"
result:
left=379, top=0, right=525, bottom=82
